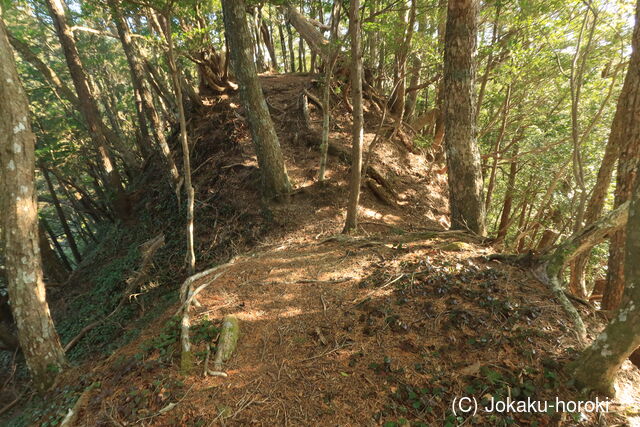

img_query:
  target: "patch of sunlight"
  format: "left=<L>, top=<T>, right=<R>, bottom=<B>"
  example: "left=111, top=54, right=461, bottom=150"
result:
left=616, top=362, right=640, bottom=426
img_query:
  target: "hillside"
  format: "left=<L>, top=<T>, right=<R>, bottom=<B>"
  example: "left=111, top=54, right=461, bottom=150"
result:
left=2, top=74, right=639, bottom=427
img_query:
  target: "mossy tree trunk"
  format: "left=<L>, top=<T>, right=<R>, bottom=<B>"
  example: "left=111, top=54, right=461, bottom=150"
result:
left=0, top=19, right=67, bottom=391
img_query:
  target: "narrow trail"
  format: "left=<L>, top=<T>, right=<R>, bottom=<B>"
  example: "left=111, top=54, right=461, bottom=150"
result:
left=16, top=73, right=638, bottom=426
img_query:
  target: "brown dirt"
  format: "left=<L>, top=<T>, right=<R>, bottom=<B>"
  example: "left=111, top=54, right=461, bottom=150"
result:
left=3, top=74, right=639, bottom=426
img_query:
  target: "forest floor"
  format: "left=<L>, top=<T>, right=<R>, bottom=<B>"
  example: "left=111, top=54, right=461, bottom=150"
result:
left=2, top=73, right=640, bottom=426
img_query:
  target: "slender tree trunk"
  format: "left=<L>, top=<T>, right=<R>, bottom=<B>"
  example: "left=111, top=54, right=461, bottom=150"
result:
left=278, top=22, right=289, bottom=71
left=0, top=20, right=66, bottom=390
left=222, top=0, right=292, bottom=198
left=286, top=22, right=296, bottom=72
left=42, top=166, right=82, bottom=263
left=343, top=0, right=364, bottom=233
left=42, top=217, right=73, bottom=271
left=443, top=0, right=485, bottom=235
left=109, top=0, right=181, bottom=191
left=389, top=0, right=417, bottom=119
left=484, top=85, right=511, bottom=211
left=496, top=144, right=519, bottom=243
left=44, top=0, right=129, bottom=218
left=318, top=1, right=341, bottom=182
left=38, top=221, right=69, bottom=285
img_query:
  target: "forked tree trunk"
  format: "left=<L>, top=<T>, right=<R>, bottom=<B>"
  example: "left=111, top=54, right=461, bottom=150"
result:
left=0, top=19, right=66, bottom=390
left=443, top=0, right=486, bottom=235
left=222, top=0, right=292, bottom=198
left=343, top=0, right=364, bottom=233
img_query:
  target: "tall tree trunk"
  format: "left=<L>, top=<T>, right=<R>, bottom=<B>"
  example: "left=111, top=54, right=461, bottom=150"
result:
left=318, top=0, right=341, bottom=182
left=42, top=166, right=82, bottom=263
left=109, top=0, right=181, bottom=191
left=44, top=0, right=129, bottom=218
left=389, top=0, right=417, bottom=119
left=286, top=22, right=296, bottom=72
left=602, top=2, right=640, bottom=311
left=495, top=142, right=519, bottom=244
left=0, top=19, right=66, bottom=390
left=343, top=0, right=364, bottom=233
left=278, top=22, right=289, bottom=71
left=484, top=85, right=511, bottom=211
left=443, top=0, right=486, bottom=235
left=222, top=0, right=292, bottom=198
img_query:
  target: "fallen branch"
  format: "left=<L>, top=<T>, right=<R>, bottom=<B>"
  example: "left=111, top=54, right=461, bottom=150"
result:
left=213, top=316, right=240, bottom=371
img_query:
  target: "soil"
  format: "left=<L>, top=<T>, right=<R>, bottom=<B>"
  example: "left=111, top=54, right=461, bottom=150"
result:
left=2, top=73, right=639, bottom=427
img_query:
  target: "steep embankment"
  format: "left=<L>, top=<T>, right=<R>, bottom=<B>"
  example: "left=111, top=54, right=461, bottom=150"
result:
left=2, top=74, right=639, bottom=426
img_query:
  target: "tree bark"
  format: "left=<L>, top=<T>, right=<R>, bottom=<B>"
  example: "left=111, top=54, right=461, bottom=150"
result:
left=571, top=176, right=640, bottom=396
left=42, top=217, right=73, bottom=272
left=42, top=166, right=82, bottom=263
left=536, top=200, right=630, bottom=344
left=45, top=0, right=130, bottom=219
left=222, top=0, right=292, bottom=198
left=318, top=1, right=341, bottom=182
left=0, top=19, right=66, bottom=390
left=108, top=0, right=181, bottom=191
left=38, top=220, right=69, bottom=285
left=495, top=144, right=519, bottom=243
left=389, top=0, right=417, bottom=119
left=602, top=2, right=640, bottom=311
left=443, top=0, right=486, bottom=235
left=343, top=0, right=364, bottom=233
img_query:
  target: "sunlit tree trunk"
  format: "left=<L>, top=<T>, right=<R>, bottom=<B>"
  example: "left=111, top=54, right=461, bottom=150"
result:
left=0, top=19, right=66, bottom=390
left=443, top=0, right=486, bottom=235
left=343, top=0, right=364, bottom=233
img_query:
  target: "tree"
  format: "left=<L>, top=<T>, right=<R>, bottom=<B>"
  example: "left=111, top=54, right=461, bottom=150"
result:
left=443, top=0, right=486, bottom=236
left=44, top=0, right=130, bottom=216
left=571, top=172, right=640, bottom=395
left=0, top=18, right=66, bottom=391
left=221, top=0, right=291, bottom=198
left=343, top=0, right=364, bottom=233
left=108, top=0, right=180, bottom=190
